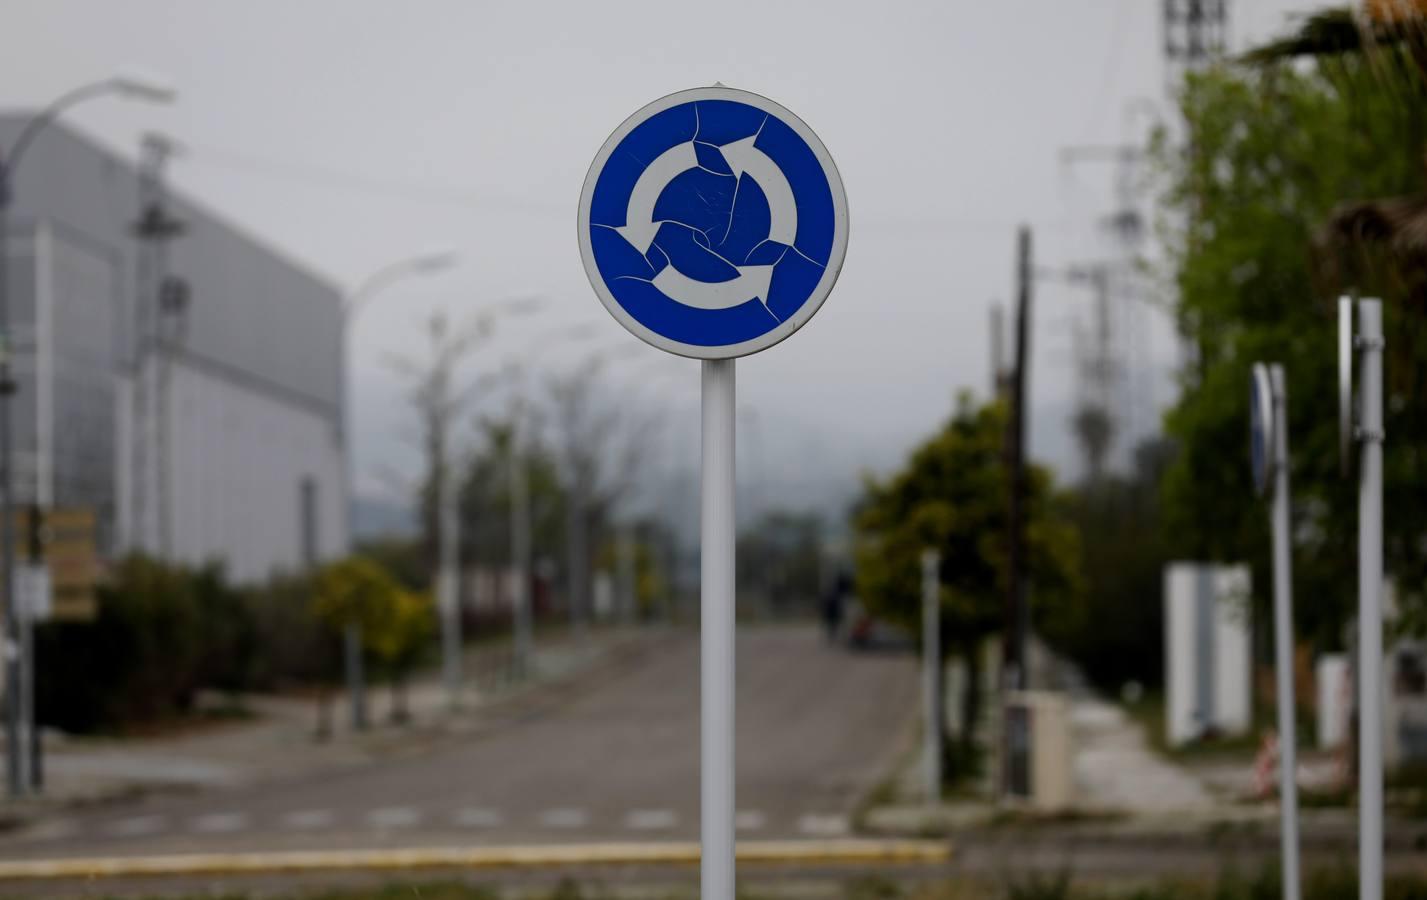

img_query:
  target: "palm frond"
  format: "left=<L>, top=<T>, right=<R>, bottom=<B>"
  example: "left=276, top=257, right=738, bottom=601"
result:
left=1242, top=8, right=1365, bottom=63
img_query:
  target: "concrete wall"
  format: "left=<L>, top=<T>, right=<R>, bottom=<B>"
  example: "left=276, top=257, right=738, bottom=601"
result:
left=116, top=355, right=345, bottom=581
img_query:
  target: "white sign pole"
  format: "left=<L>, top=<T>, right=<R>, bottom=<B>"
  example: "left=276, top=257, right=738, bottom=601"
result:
left=921, top=549, right=942, bottom=803
left=1267, top=364, right=1300, bottom=900
left=701, top=358, right=736, bottom=900
left=1357, top=299, right=1384, bottom=900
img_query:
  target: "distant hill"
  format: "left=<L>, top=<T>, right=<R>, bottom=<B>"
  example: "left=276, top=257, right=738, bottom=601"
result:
left=350, top=495, right=418, bottom=542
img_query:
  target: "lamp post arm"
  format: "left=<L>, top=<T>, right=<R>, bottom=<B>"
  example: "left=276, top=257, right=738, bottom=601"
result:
left=3, top=81, right=118, bottom=185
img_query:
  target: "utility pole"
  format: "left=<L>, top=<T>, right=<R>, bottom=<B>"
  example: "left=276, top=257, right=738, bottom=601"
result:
left=921, top=548, right=942, bottom=803
left=1005, top=226, right=1032, bottom=693
left=1163, top=0, right=1228, bottom=80
left=989, top=303, right=1007, bottom=400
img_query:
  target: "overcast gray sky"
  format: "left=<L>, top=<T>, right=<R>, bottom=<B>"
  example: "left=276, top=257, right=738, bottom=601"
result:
left=0, top=0, right=1321, bottom=521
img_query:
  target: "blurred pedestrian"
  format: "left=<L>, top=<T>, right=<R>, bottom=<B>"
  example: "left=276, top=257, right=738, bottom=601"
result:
left=822, top=571, right=850, bottom=643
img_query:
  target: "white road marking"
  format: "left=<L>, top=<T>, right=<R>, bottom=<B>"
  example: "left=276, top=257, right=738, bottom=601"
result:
left=20, top=819, right=79, bottom=842
left=452, top=807, right=503, bottom=828
left=367, top=806, right=421, bottom=829
left=735, top=809, right=766, bottom=831
left=539, top=807, right=589, bottom=829
left=106, top=815, right=166, bottom=838
left=191, top=811, right=247, bottom=834
left=624, top=808, right=677, bottom=830
left=797, top=813, right=850, bottom=836
left=282, top=809, right=335, bottom=830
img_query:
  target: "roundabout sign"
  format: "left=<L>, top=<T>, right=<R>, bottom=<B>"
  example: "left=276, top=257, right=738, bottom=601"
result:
left=578, top=86, right=848, bottom=358
left=577, top=87, right=848, bottom=900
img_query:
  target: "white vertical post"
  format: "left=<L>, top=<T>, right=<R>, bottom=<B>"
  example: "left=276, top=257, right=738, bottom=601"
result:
left=438, top=451, right=462, bottom=707
left=922, top=548, right=942, bottom=803
left=1268, top=364, right=1300, bottom=900
left=510, top=402, right=533, bottom=678
left=701, top=358, right=735, bottom=900
left=1357, top=299, right=1384, bottom=900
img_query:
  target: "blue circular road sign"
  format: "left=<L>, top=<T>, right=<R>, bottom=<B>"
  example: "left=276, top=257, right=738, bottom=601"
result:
left=578, top=87, right=849, bottom=359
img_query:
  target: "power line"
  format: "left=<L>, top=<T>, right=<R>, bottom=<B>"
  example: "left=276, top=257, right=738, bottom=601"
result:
left=184, top=143, right=1081, bottom=236
left=181, top=143, right=567, bottom=214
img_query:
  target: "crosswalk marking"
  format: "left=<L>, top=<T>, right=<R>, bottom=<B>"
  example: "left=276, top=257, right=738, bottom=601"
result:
left=735, top=809, right=766, bottom=831
left=282, top=809, right=335, bottom=830
left=797, top=813, right=849, bottom=836
left=106, top=815, right=166, bottom=838
left=20, top=818, right=79, bottom=842
left=539, top=807, right=589, bottom=829
left=191, top=811, right=247, bottom=834
left=452, top=807, right=503, bottom=828
left=26, top=804, right=861, bottom=842
left=367, top=806, right=421, bottom=829
left=624, top=808, right=677, bottom=830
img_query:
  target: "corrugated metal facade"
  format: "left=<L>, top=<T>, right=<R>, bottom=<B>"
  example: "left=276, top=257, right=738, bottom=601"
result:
left=0, top=115, right=347, bottom=580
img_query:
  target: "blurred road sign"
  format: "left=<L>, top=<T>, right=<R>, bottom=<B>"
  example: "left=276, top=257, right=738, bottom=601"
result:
left=11, top=508, right=99, bottom=622
left=578, top=86, right=848, bottom=359
left=1249, top=362, right=1275, bottom=496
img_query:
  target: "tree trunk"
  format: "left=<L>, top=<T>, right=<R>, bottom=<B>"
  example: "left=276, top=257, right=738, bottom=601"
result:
left=960, top=638, right=982, bottom=759
left=391, top=674, right=411, bottom=725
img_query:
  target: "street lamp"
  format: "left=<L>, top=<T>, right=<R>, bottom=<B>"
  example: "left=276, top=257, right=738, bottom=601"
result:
left=429, top=296, right=545, bottom=708
left=0, top=69, right=175, bottom=799
left=340, top=247, right=459, bottom=732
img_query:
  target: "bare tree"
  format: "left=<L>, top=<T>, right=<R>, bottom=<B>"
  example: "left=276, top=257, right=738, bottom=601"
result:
left=544, top=356, right=662, bottom=628
left=385, top=311, right=493, bottom=705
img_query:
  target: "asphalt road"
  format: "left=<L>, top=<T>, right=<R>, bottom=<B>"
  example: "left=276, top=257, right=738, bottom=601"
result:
left=0, top=625, right=918, bottom=859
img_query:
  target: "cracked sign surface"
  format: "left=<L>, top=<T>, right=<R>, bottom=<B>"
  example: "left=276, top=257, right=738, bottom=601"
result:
left=578, top=87, right=849, bottom=359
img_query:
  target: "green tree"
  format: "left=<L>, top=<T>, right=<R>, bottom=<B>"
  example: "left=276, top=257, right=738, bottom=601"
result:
left=367, top=589, right=435, bottom=724
left=1059, top=438, right=1175, bottom=693
left=736, top=510, right=825, bottom=619
left=1152, top=15, right=1427, bottom=645
left=852, top=395, right=1082, bottom=778
left=312, top=557, right=407, bottom=735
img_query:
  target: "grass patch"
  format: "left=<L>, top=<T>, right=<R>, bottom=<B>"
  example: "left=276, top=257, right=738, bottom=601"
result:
left=1123, top=692, right=1266, bottom=761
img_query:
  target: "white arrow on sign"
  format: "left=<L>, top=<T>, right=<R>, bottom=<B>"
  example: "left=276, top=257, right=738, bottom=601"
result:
left=612, top=132, right=795, bottom=313
left=652, top=264, right=776, bottom=312
left=615, top=142, right=698, bottom=254
left=720, top=135, right=797, bottom=247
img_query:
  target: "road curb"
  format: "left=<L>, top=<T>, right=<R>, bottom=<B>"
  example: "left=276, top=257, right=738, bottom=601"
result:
left=0, top=839, right=950, bottom=881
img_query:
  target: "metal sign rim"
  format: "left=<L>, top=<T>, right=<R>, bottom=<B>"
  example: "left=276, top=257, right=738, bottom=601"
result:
left=577, top=86, right=849, bottom=360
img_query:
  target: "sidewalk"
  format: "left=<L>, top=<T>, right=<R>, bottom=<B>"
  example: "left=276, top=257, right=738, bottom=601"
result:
left=0, top=625, right=669, bottom=827
left=860, top=680, right=1427, bottom=851
left=862, top=682, right=1255, bottom=837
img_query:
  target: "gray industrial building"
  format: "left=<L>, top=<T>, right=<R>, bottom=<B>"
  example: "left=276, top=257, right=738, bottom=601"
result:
left=0, top=115, right=347, bottom=582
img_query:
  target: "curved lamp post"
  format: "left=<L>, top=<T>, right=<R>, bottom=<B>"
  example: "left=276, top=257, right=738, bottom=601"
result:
left=0, top=69, right=175, bottom=798
left=340, top=247, right=458, bottom=731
